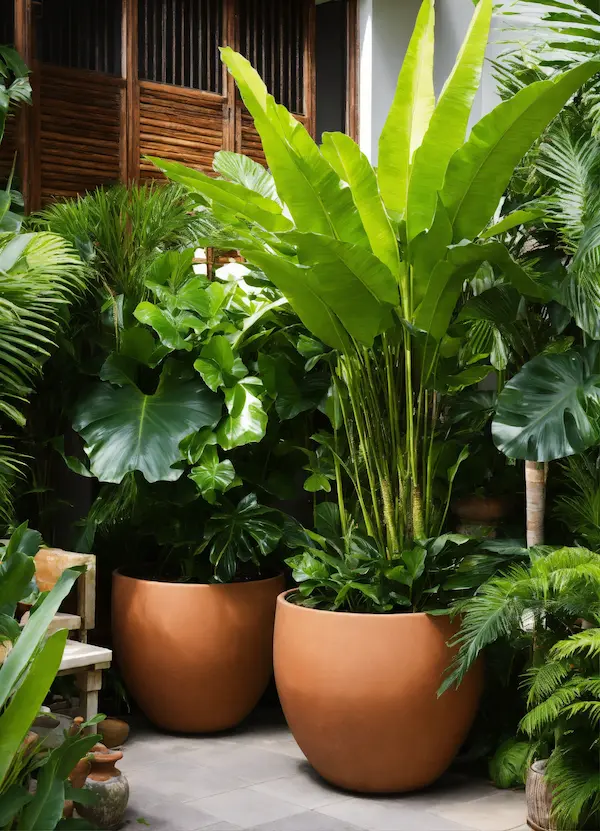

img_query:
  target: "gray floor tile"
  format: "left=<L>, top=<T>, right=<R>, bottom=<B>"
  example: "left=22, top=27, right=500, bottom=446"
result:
left=318, top=797, right=471, bottom=831
left=433, top=789, right=526, bottom=831
left=125, top=798, right=220, bottom=830
left=250, top=768, right=348, bottom=809
left=188, top=787, right=306, bottom=829
left=204, top=824, right=243, bottom=831
left=198, top=746, right=304, bottom=784
left=248, top=811, right=365, bottom=830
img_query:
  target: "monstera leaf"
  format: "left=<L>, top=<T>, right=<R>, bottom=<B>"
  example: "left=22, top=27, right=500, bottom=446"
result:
left=492, top=346, right=600, bottom=462
left=73, top=365, right=221, bottom=483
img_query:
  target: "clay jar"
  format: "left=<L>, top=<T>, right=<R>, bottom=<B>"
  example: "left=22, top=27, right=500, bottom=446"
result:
left=100, top=717, right=130, bottom=749
left=112, top=571, right=285, bottom=732
left=74, top=743, right=129, bottom=830
left=274, top=591, right=483, bottom=793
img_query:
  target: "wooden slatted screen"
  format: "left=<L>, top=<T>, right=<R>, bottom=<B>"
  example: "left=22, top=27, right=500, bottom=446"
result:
left=135, top=0, right=228, bottom=180
left=0, top=0, right=18, bottom=186
left=38, top=66, right=125, bottom=203
left=34, top=0, right=126, bottom=203
left=8, top=0, right=316, bottom=206
left=236, top=0, right=313, bottom=165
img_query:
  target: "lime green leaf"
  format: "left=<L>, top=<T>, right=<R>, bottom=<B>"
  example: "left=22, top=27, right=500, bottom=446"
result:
left=193, top=335, right=247, bottom=392
left=407, top=0, right=493, bottom=241
left=134, top=301, right=192, bottom=351
left=378, top=0, right=435, bottom=216
left=442, top=61, right=600, bottom=242
left=213, top=150, right=280, bottom=201
left=321, top=132, right=400, bottom=277
left=480, top=208, right=545, bottom=239
left=246, top=250, right=348, bottom=350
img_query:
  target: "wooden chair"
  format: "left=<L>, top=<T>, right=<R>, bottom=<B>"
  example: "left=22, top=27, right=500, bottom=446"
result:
left=32, top=548, right=112, bottom=731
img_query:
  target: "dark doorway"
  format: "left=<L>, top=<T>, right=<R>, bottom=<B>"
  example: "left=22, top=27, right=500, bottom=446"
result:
left=316, top=0, right=354, bottom=141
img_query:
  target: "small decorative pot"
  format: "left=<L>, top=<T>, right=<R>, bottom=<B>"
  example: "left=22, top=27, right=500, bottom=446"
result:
left=452, top=495, right=512, bottom=538
left=100, top=717, right=130, bottom=748
left=75, top=743, right=129, bottom=830
left=526, top=760, right=556, bottom=831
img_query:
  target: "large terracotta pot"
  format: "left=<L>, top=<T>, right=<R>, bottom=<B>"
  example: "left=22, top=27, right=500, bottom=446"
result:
left=274, top=591, right=483, bottom=793
left=112, top=571, right=284, bottom=732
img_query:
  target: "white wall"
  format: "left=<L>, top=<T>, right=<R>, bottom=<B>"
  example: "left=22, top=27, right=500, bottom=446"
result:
left=359, top=0, right=501, bottom=163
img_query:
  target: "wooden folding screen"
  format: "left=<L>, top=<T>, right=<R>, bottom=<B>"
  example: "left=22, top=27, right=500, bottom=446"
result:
left=6, top=0, right=315, bottom=209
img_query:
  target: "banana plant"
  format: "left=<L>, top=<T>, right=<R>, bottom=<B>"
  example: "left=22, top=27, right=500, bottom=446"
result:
left=152, top=0, right=597, bottom=555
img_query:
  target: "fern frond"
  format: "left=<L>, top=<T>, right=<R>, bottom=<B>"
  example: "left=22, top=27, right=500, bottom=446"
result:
left=546, top=746, right=600, bottom=831
left=551, top=629, right=600, bottom=661
left=520, top=681, right=582, bottom=736
left=523, top=659, right=572, bottom=705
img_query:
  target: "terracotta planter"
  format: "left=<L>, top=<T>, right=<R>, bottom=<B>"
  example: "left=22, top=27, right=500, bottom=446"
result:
left=526, top=761, right=556, bottom=831
left=100, top=717, right=130, bottom=748
left=274, top=592, right=483, bottom=793
left=452, top=496, right=512, bottom=538
left=112, top=571, right=285, bottom=733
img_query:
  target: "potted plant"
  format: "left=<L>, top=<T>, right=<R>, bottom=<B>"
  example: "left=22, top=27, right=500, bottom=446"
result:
left=154, top=0, right=595, bottom=790
left=71, top=248, right=326, bottom=733
left=443, top=546, right=600, bottom=831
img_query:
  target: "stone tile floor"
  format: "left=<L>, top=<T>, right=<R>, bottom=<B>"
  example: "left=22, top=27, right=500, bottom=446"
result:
left=117, top=710, right=527, bottom=831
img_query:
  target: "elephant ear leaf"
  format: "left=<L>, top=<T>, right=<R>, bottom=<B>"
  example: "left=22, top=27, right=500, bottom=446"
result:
left=492, top=346, right=600, bottom=462
left=73, top=365, right=221, bottom=483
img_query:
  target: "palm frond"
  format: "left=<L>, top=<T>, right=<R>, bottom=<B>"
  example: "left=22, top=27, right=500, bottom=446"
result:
left=551, top=628, right=600, bottom=660
left=546, top=746, right=600, bottom=830
left=523, top=658, right=572, bottom=704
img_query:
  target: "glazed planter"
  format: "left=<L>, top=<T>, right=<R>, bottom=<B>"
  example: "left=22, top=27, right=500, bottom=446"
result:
left=526, top=761, right=556, bottom=831
left=274, top=591, right=483, bottom=793
left=75, top=743, right=129, bottom=829
left=112, top=571, right=285, bottom=733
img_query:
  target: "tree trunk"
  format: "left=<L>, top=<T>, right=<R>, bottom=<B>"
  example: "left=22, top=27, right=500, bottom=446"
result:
left=526, top=461, right=548, bottom=548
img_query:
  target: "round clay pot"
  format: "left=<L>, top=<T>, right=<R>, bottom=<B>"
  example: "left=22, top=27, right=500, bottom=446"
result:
left=100, top=717, right=130, bottom=748
left=452, top=495, right=512, bottom=525
left=274, top=591, right=483, bottom=793
left=112, top=571, right=285, bottom=733
left=75, top=743, right=129, bottom=830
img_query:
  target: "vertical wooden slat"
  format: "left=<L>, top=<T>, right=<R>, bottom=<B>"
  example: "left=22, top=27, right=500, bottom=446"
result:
left=303, top=0, right=315, bottom=134
left=346, top=0, right=358, bottom=142
left=224, top=0, right=236, bottom=153
left=125, top=0, right=140, bottom=183
left=15, top=0, right=37, bottom=211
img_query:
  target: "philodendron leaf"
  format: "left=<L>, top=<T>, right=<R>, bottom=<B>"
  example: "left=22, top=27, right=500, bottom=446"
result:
left=217, top=377, right=268, bottom=450
left=193, top=335, right=247, bottom=392
left=492, top=345, right=600, bottom=462
left=73, top=365, right=221, bottom=483
left=190, top=446, right=238, bottom=504
left=134, top=301, right=192, bottom=352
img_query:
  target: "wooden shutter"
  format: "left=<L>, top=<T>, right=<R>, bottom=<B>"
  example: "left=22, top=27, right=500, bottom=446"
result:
left=135, top=0, right=229, bottom=179
left=34, top=0, right=126, bottom=203
left=236, top=0, right=314, bottom=165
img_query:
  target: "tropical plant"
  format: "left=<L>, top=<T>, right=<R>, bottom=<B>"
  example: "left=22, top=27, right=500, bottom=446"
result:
left=483, top=0, right=600, bottom=544
left=287, top=502, right=526, bottom=612
left=555, top=450, right=600, bottom=549
left=0, top=45, right=30, bottom=233
left=442, top=546, right=600, bottom=826
left=0, top=523, right=99, bottom=830
left=152, top=0, right=595, bottom=570
left=68, top=246, right=327, bottom=581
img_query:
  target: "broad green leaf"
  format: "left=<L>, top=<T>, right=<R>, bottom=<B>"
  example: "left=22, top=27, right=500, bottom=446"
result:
left=289, top=232, right=397, bottom=345
left=0, top=566, right=83, bottom=712
left=134, top=301, right=192, bottom=351
left=220, top=48, right=368, bottom=246
left=377, top=0, right=435, bottom=216
left=0, top=629, right=67, bottom=787
left=492, top=346, right=600, bottom=462
left=414, top=240, right=547, bottom=341
left=148, top=157, right=292, bottom=232
left=0, top=784, right=32, bottom=826
left=442, top=61, right=600, bottom=242
left=180, top=427, right=217, bottom=465
left=480, top=208, right=545, bottom=239
left=407, top=0, right=493, bottom=241
left=119, top=327, right=156, bottom=364
left=193, top=335, right=247, bottom=392
left=73, top=365, right=221, bottom=483
left=245, top=250, right=348, bottom=350
left=213, top=150, right=280, bottom=201
left=258, top=353, right=328, bottom=420
left=216, top=377, right=268, bottom=450
left=321, top=132, right=400, bottom=277
left=402, top=547, right=427, bottom=581
left=410, top=198, right=453, bottom=308
left=0, top=549, right=35, bottom=615
left=190, top=446, right=237, bottom=504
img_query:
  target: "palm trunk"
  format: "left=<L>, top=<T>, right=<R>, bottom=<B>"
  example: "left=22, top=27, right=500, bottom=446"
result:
left=525, top=461, right=548, bottom=548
